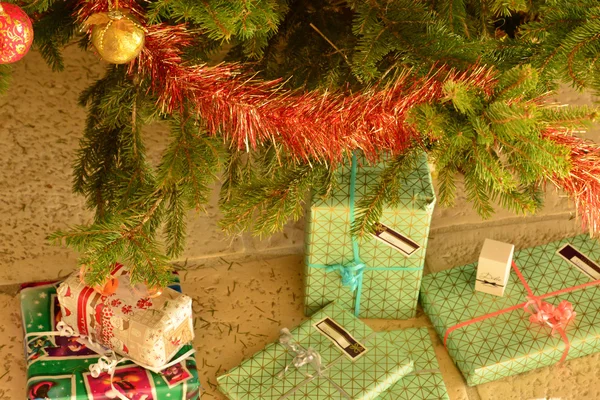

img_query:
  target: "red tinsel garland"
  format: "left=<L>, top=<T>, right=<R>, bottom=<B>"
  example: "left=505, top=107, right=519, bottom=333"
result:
left=545, top=130, right=600, bottom=234
left=75, top=0, right=600, bottom=233
left=136, top=26, right=496, bottom=163
left=75, top=0, right=496, bottom=163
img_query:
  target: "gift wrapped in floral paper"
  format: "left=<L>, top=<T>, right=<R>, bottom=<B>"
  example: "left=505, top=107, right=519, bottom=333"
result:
left=305, top=152, right=435, bottom=319
left=57, top=264, right=194, bottom=368
left=381, top=328, right=449, bottom=399
left=21, top=277, right=201, bottom=399
left=217, top=302, right=414, bottom=399
left=421, top=234, right=600, bottom=386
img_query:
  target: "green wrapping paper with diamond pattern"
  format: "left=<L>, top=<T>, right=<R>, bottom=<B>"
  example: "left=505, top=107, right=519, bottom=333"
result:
left=421, top=234, right=600, bottom=386
left=21, top=278, right=201, bottom=399
left=217, top=303, right=414, bottom=399
left=381, top=328, right=449, bottom=399
left=304, top=153, right=435, bottom=319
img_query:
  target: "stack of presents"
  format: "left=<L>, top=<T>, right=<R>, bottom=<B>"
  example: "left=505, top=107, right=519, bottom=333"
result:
left=21, top=152, right=600, bottom=399
left=22, top=266, right=201, bottom=399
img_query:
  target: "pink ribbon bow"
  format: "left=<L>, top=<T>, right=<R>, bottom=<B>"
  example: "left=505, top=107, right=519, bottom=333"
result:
left=524, top=297, right=576, bottom=362
left=445, top=261, right=598, bottom=366
left=524, top=298, right=576, bottom=333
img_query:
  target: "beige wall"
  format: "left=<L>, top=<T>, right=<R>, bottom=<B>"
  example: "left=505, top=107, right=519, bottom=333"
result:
left=0, top=46, right=597, bottom=284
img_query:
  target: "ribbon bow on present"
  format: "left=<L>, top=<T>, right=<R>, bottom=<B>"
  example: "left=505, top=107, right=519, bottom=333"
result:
left=277, top=328, right=322, bottom=378
left=307, top=152, right=425, bottom=316
left=445, top=261, right=583, bottom=366
left=524, top=297, right=576, bottom=363
left=325, top=263, right=366, bottom=292
left=524, top=298, right=576, bottom=335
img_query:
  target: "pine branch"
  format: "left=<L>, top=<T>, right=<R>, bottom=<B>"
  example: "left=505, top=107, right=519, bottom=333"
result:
left=436, top=162, right=458, bottom=206
left=463, top=166, right=494, bottom=218
left=489, top=0, right=528, bottom=17
left=164, top=186, right=187, bottom=258
left=436, top=0, right=467, bottom=36
left=157, top=116, right=223, bottom=210
left=219, top=150, right=249, bottom=204
left=351, top=151, right=421, bottom=237
left=32, top=0, right=79, bottom=71
left=220, top=161, right=328, bottom=236
left=147, top=0, right=287, bottom=58
left=20, top=0, right=600, bottom=286
left=50, top=195, right=171, bottom=287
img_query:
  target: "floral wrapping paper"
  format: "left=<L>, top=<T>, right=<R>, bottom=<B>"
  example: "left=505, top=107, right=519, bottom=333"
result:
left=421, top=234, right=600, bottom=386
left=22, top=277, right=201, bottom=399
left=304, top=154, right=436, bottom=319
left=217, top=303, right=414, bottom=399
left=57, top=264, right=194, bottom=369
left=381, top=328, right=449, bottom=399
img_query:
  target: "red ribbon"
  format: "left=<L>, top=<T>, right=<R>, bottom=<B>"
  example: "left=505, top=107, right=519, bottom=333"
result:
left=77, top=286, right=95, bottom=336
left=444, top=261, right=600, bottom=364
left=76, top=264, right=125, bottom=339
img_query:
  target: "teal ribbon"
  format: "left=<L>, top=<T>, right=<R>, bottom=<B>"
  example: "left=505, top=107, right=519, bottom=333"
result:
left=308, top=152, right=423, bottom=317
left=325, top=263, right=365, bottom=292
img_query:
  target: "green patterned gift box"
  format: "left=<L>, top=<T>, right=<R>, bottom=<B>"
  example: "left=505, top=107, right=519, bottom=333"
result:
left=22, top=278, right=201, bottom=399
left=421, top=234, right=600, bottom=386
left=381, top=328, right=449, bottom=400
left=217, top=303, right=414, bottom=399
left=305, top=153, right=436, bottom=319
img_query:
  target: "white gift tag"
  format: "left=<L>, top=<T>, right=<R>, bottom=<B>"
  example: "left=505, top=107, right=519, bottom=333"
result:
left=557, top=244, right=600, bottom=279
left=371, top=222, right=420, bottom=256
left=313, top=317, right=367, bottom=360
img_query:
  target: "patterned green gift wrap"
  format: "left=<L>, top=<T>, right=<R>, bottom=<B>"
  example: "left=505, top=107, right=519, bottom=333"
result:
left=421, top=234, right=600, bottom=386
left=21, top=277, right=201, bottom=399
left=380, top=328, right=449, bottom=400
left=217, top=303, right=414, bottom=399
left=304, top=153, right=435, bottom=319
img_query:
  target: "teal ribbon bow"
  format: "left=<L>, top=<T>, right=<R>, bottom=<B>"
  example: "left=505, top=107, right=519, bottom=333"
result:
left=325, top=262, right=365, bottom=292
left=308, top=152, right=423, bottom=317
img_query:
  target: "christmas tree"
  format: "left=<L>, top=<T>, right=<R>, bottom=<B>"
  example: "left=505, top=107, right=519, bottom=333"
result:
left=1, top=0, right=599, bottom=288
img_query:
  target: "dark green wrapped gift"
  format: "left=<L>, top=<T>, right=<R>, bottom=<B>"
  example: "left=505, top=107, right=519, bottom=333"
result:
left=21, top=277, right=201, bottom=399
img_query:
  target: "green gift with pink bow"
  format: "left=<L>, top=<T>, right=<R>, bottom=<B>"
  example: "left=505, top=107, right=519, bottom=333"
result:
left=421, top=234, right=600, bottom=386
left=304, top=152, right=436, bottom=319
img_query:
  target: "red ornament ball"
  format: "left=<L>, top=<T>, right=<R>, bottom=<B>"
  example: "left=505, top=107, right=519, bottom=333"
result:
left=0, top=2, right=33, bottom=64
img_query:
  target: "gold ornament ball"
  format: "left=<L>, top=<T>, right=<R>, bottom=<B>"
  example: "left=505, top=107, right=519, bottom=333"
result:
left=90, top=10, right=145, bottom=64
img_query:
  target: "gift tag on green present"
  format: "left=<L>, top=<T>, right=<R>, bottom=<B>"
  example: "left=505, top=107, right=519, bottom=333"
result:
left=557, top=243, right=600, bottom=279
left=371, top=222, right=420, bottom=257
left=313, top=317, right=367, bottom=359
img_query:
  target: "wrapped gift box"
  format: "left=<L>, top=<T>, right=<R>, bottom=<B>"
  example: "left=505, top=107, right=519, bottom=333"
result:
left=57, top=264, right=194, bottom=368
left=381, top=328, right=449, bottom=400
left=421, top=234, right=600, bottom=386
left=217, top=303, right=414, bottom=399
left=22, top=277, right=201, bottom=399
left=305, top=153, right=435, bottom=319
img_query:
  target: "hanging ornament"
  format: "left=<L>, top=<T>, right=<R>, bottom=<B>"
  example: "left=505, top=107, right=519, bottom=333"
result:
left=79, top=265, right=119, bottom=295
left=85, top=8, right=145, bottom=64
left=0, top=2, right=34, bottom=64
left=133, top=281, right=163, bottom=298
